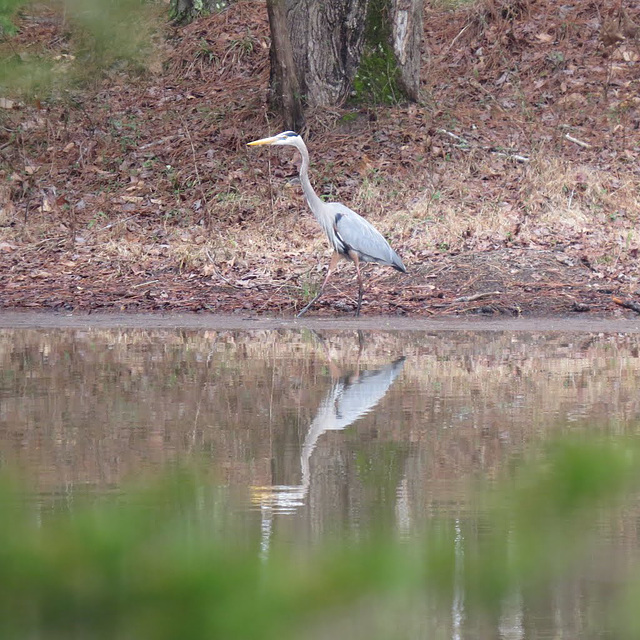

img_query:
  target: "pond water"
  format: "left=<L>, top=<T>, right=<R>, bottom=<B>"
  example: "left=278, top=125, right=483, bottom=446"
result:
left=1, top=318, right=640, bottom=638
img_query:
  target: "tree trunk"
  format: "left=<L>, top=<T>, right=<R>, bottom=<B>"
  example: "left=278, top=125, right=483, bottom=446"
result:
left=389, top=0, right=422, bottom=100
left=266, top=0, right=305, bottom=131
left=267, top=0, right=422, bottom=114
left=286, top=0, right=370, bottom=107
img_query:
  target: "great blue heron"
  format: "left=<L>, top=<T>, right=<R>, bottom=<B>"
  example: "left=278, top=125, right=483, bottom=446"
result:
left=247, top=131, right=406, bottom=317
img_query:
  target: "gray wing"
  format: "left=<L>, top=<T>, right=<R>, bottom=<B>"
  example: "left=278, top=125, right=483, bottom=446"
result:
left=330, top=202, right=406, bottom=271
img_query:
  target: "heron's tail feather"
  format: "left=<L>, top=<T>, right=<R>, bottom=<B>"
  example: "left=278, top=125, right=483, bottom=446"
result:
left=390, top=252, right=407, bottom=273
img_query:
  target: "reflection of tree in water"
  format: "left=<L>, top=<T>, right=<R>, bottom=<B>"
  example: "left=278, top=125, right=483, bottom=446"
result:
left=252, top=356, right=405, bottom=557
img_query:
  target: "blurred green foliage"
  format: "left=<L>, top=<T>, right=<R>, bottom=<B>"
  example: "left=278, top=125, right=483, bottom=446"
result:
left=352, top=43, right=401, bottom=106
left=0, top=54, right=56, bottom=97
left=0, top=0, right=158, bottom=99
left=65, top=0, right=155, bottom=70
left=169, top=0, right=228, bottom=26
left=0, top=0, right=23, bottom=35
left=0, top=438, right=639, bottom=639
left=352, top=0, right=401, bottom=105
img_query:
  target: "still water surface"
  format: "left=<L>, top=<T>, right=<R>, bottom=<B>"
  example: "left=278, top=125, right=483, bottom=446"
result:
left=1, top=325, right=640, bottom=638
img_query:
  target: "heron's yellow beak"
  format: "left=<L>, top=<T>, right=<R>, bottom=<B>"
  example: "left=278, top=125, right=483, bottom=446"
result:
left=247, top=135, right=278, bottom=146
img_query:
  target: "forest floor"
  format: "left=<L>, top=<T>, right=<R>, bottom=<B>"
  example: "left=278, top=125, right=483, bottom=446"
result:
left=1, top=0, right=639, bottom=318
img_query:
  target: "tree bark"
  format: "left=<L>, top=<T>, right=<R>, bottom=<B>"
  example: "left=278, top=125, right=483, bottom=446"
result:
left=286, top=0, right=370, bottom=107
left=264, top=0, right=422, bottom=115
left=389, top=0, right=422, bottom=100
left=266, top=0, right=305, bottom=131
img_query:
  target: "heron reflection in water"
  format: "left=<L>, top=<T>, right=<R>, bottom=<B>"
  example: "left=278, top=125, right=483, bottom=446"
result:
left=252, top=354, right=405, bottom=557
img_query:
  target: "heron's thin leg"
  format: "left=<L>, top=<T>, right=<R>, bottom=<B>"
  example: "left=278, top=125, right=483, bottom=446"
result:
left=297, top=252, right=340, bottom=317
left=349, top=251, right=364, bottom=317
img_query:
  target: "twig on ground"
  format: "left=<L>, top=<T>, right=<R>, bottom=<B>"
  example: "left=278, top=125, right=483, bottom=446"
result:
left=612, top=297, right=640, bottom=314
left=138, top=135, right=184, bottom=151
left=30, top=235, right=67, bottom=248
left=494, top=151, right=531, bottom=163
left=436, top=129, right=530, bottom=163
left=454, top=291, right=502, bottom=303
left=437, top=129, right=471, bottom=147
left=564, top=134, right=592, bottom=149
left=94, top=215, right=137, bottom=234
left=447, top=23, right=471, bottom=52
left=181, top=117, right=212, bottom=228
left=131, top=280, right=160, bottom=289
left=205, top=249, right=246, bottom=289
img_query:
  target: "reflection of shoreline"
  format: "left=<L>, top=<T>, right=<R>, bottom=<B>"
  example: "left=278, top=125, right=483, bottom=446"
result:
left=252, top=357, right=406, bottom=515
left=3, top=328, right=640, bottom=493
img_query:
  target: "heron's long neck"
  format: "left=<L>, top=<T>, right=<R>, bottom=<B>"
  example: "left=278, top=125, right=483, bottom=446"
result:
left=297, top=142, right=324, bottom=216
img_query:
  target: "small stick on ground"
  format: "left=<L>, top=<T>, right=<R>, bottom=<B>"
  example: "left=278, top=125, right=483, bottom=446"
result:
left=564, top=133, right=592, bottom=149
left=205, top=249, right=246, bottom=290
left=436, top=129, right=530, bottom=163
left=612, top=297, right=640, bottom=314
left=181, top=117, right=211, bottom=228
left=454, top=291, right=502, bottom=303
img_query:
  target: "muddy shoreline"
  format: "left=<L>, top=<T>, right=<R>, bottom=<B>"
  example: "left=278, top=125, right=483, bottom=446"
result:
left=1, top=310, right=639, bottom=333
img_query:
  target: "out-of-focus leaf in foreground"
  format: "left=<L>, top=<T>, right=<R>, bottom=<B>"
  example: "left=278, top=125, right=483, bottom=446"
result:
left=0, top=438, right=638, bottom=639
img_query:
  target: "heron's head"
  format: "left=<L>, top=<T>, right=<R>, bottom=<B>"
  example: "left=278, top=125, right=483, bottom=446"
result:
left=247, top=131, right=302, bottom=148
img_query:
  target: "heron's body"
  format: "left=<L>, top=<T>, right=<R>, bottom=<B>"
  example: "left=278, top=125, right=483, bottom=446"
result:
left=247, top=131, right=406, bottom=316
left=322, top=201, right=406, bottom=270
